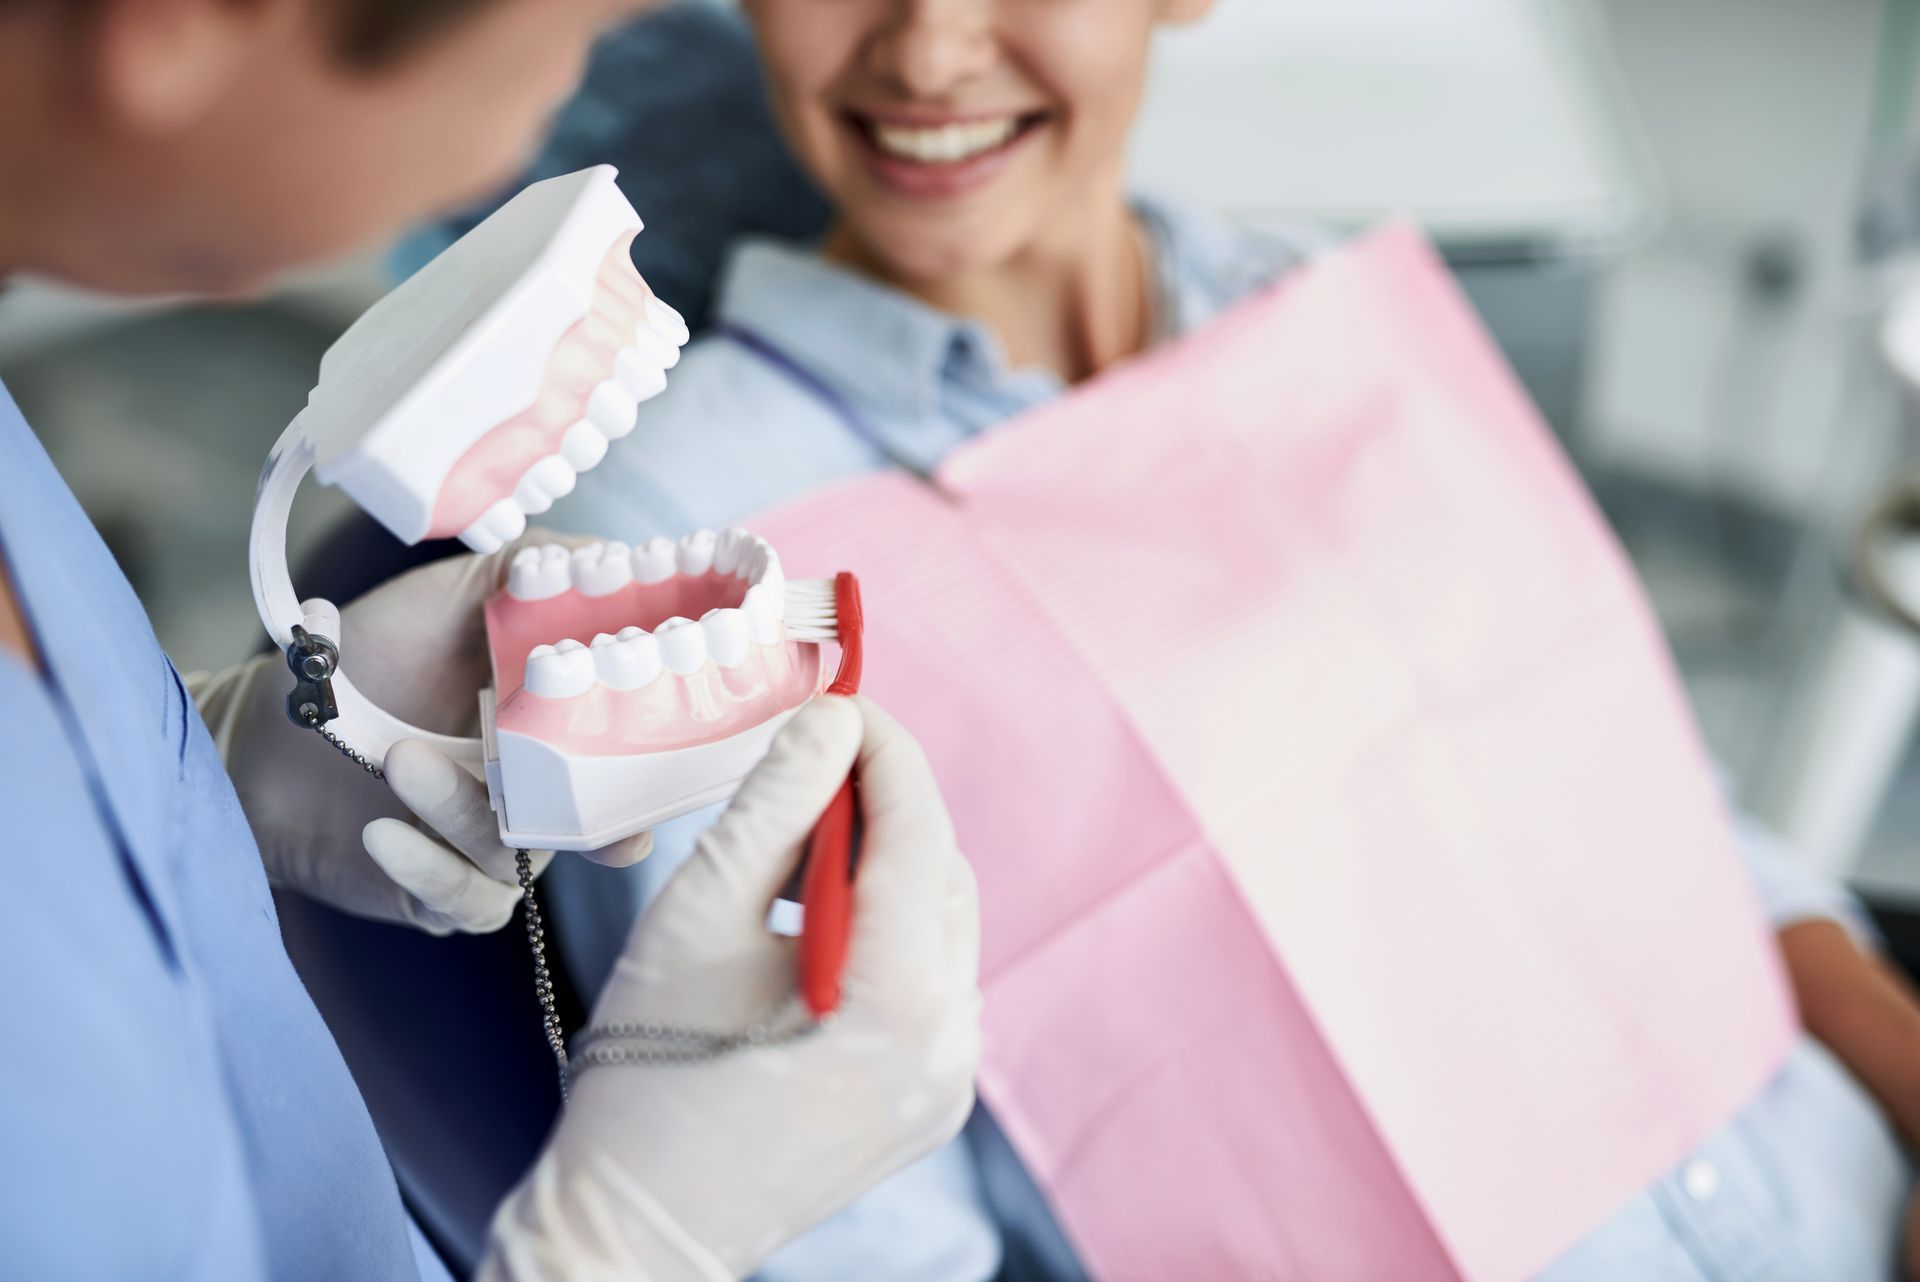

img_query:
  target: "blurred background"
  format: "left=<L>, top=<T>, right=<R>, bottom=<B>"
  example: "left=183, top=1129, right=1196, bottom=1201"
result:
left=7, top=0, right=1920, bottom=904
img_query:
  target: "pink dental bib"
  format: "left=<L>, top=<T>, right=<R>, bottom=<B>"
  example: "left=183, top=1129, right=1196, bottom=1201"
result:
left=747, top=225, right=1795, bottom=1280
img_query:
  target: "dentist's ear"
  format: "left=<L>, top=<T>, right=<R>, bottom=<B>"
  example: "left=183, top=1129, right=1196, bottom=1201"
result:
left=1160, top=0, right=1216, bottom=25
left=90, top=0, right=290, bottom=135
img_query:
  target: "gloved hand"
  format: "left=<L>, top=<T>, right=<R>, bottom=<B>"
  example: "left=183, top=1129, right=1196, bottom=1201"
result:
left=479, top=695, right=982, bottom=1282
left=189, top=533, right=650, bottom=934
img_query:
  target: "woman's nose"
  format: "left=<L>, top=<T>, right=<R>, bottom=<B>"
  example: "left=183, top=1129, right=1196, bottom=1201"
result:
left=865, top=0, right=998, bottom=99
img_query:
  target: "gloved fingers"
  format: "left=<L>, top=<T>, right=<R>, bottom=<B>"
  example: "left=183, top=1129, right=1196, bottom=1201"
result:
left=943, top=852, right=982, bottom=995
left=579, top=830, right=654, bottom=868
left=362, top=817, right=527, bottom=933
left=903, top=856, right=984, bottom=1120
left=648, top=698, right=862, bottom=939
left=847, top=697, right=958, bottom=859
left=259, top=828, right=440, bottom=930
left=384, top=738, right=526, bottom=883
left=840, top=697, right=962, bottom=993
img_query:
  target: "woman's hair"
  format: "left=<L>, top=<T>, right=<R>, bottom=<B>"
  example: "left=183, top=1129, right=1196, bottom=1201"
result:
left=0, top=0, right=509, bottom=68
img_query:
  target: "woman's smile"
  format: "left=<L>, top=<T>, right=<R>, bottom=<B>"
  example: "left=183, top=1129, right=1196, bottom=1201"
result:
left=840, top=107, right=1053, bottom=199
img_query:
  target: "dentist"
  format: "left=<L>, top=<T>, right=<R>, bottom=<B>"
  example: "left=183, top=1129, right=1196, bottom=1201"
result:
left=0, top=1, right=980, bottom=1279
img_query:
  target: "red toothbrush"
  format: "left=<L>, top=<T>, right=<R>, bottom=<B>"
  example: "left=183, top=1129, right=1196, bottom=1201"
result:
left=785, top=572, right=865, bottom=1016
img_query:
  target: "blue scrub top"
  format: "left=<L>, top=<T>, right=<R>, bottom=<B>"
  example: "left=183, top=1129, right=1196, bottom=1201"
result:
left=0, top=382, right=448, bottom=1281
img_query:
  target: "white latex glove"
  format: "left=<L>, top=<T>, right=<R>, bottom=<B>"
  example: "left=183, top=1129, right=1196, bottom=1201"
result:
left=479, top=695, right=982, bottom=1282
left=190, top=533, right=650, bottom=934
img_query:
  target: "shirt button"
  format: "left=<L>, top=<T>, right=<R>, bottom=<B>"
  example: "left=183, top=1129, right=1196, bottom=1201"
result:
left=1681, top=1158, right=1720, bottom=1202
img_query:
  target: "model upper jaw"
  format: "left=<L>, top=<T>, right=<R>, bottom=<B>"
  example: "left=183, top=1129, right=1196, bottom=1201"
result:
left=435, top=238, right=689, bottom=551
left=300, top=166, right=690, bottom=551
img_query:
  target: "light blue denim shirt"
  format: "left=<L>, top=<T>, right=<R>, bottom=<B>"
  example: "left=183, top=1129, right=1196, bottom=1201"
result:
left=546, top=198, right=1910, bottom=1282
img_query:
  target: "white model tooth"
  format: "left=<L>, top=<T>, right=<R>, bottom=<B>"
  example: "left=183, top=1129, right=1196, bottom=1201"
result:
left=591, top=628, right=661, bottom=690
left=560, top=419, right=609, bottom=472
left=462, top=522, right=505, bottom=555
left=644, top=296, right=690, bottom=346
left=508, top=546, right=556, bottom=600
left=741, top=583, right=781, bottom=644
left=741, top=532, right=769, bottom=577
left=654, top=616, right=708, bottom=674
left=535, top=456, right=577, bottom=495
left=461, top=498, right=526, bottom=553
left=510, top=545, right=570, bottom=600
left=614, top=346, right=670, bottom=402
left=714, top=527, right=753, bottom=576
left=572, top=541, right=632, bottom=597
left=676, top=529, right=717, bottom=576
left=513, top=455, right=577, bottom=515
left=524, top=639, right=596, bottom=698
left=486, top=500, right=528, bottom=543
left=527, top=542, right=572, bottom=597
left=513, top=483, right=553, bottom=516
left=588, top=379, right=640, bottom=440
left=701, top=608, right=751, bottom=667
left=634, top=536, right=677, bottom=584
left=628, top=327, right=681, bottom=371
left=739, top=538, right=767, bottom=582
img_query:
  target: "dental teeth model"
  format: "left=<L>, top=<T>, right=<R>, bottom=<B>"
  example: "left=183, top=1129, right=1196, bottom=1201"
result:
left=248, top=167, right=851, bottom=850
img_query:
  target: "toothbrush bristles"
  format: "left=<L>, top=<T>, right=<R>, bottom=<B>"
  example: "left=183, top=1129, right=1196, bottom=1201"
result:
left=783, top=577, right=842, bottom=641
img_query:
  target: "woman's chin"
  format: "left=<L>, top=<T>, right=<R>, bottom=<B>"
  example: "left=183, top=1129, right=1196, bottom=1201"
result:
left=832, top=214, right=1028, bottom=287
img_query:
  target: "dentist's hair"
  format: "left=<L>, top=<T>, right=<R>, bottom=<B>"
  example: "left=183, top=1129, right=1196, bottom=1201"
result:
left=0, top=0, right=508, bottom=69
left=332, top=0, right=508, bottom=67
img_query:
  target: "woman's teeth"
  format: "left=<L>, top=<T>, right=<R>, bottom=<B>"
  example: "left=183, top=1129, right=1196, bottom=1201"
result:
left=870, top=117, right=1020, bottom=165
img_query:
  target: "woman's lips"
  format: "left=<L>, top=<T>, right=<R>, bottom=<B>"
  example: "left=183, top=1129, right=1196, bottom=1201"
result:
left=842, top=111, right=1047, bottom=200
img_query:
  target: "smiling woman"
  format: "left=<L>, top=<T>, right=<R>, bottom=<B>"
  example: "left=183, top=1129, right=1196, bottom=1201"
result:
left=741, top=0, right=1212, bottom=377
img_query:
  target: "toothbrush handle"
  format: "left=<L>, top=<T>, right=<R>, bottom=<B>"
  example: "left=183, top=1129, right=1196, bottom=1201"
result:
left=799, top=774, right=857, bottom=1016
left=798, top=573, right=864, bottom=1017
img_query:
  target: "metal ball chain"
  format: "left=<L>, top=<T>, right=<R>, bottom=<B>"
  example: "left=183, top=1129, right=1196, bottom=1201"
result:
left=307, top=716, right=385, bottom=777
left=516, top=846, right=570, bottom=1102
left=567, top=1002, right=821, bottom=1082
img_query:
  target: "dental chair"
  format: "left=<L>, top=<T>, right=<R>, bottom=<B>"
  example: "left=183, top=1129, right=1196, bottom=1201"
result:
left=273, top=4, right=828, bottom=1272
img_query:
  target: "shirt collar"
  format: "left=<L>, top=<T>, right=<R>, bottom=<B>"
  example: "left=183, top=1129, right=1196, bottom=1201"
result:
left=709, top=197, right=1312, bottom=426
left=714, top=238, right=968, bottom=423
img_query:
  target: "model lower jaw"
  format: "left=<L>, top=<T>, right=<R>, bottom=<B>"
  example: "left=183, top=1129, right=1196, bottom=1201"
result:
left=485, top=530, right=815, bottom=754
left=495, top=643, right=823, bottom=754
